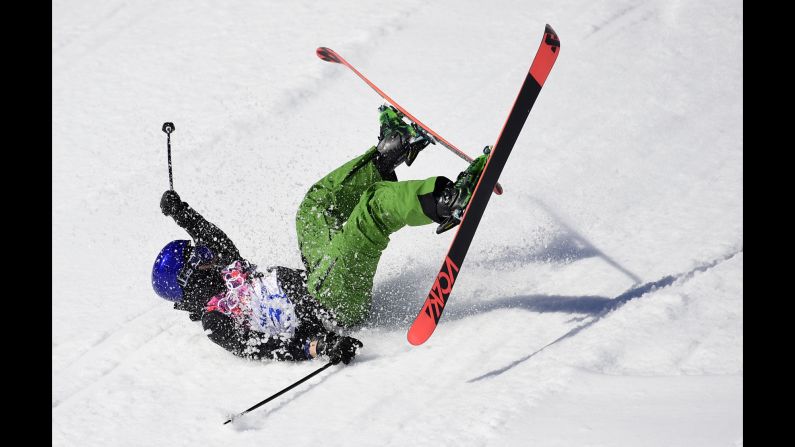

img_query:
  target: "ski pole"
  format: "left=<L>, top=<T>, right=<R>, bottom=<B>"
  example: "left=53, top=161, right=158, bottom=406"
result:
left=223, top=361, right=334, bottom=425
left=162, top=122, right=175, bottom=190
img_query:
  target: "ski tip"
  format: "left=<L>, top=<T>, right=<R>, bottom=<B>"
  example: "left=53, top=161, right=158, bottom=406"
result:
left=530, top=23, right=561, bottom=85
left=316, top=47, right=342, bottom=63
left=544, top=24, right=560, bottom=49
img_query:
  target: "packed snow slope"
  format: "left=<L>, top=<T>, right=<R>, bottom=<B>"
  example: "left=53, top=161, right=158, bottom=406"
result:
left=53, top=0, right=742, bottom=445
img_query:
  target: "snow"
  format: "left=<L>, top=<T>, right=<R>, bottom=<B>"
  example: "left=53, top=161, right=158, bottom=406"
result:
left=53, top=0, right=742, bottom=445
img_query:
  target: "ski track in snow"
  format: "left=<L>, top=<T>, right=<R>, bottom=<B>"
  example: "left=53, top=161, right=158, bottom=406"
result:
left=53, top=0, right=742, bottom=445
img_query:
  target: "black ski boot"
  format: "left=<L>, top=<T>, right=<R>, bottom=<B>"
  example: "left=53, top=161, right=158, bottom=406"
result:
left=373, top=104, right=433, bottom=178
left=433, top=146, right=490, bottom=234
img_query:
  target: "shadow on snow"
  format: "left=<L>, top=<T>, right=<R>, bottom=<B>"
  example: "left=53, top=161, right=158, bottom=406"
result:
left=466, top=250, right=740, bottom=382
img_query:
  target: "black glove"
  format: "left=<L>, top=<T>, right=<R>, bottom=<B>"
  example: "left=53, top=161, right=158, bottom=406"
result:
left=317, top=333, right=363, bottom=365
left=160, top=190, right=182, bottom=217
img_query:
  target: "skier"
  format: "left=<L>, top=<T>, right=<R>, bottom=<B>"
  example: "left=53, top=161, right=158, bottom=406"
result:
left=151, top=105, right=487, bottom=364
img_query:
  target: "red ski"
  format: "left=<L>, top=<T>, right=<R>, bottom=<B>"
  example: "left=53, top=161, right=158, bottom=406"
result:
left=316, top=46, right=504, bottom=195
left=407, top=24, right=561, bottom=346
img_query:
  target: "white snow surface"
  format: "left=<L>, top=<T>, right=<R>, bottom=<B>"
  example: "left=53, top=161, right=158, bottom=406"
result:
left=53, top=0, right=743, bottom=445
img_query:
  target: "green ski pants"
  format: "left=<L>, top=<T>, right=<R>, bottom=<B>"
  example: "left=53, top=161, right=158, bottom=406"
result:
left=295, top=147, right=439, bottom=327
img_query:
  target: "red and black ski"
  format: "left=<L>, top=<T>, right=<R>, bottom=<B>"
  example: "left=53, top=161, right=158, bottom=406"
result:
left=316, top=46, right=504, bottom=195
left=407, top=24, right=561, bottom=346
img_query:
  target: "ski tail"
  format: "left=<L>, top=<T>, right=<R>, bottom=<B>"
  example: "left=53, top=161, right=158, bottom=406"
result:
left=407, top=24, right=561, bottom=346
left=316, top=46, right=504, bottom=195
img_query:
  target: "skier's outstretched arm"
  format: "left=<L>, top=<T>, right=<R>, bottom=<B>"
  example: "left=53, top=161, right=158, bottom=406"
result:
left=159, top=190, right=241, bottom=263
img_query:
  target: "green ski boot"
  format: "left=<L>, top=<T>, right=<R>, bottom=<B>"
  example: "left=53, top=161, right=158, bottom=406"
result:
left=435, top=146, right=491, bottom=234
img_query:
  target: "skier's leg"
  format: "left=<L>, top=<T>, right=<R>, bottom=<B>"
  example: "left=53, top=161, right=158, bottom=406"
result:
left=306, top=176, right=451, bottom=326
left=296, top=146, right=387, bottom=274
left=296, top=105, right=433, bottom=275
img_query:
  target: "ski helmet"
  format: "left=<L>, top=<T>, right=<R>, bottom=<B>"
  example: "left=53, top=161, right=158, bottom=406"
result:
left=152, top=240, right=191, bottom=301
